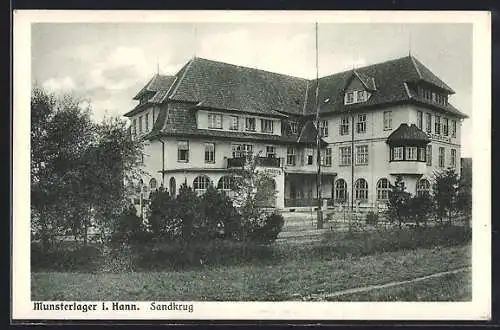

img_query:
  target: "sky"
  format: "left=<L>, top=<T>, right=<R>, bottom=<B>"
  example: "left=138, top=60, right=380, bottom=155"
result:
left=31, top=22, right=472, bottom=156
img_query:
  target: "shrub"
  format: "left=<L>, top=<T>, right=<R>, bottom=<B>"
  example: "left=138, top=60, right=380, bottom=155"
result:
left=197, top=185, right=241, bottom=241
left=147, top=186, right=182, bottom=241
left=110, top=204, right=148, bottom=246
left=386, top=176, right=411, bottom=229
left=247, top=211, right=285, bottom=244
left=365, top=211, right=379, bottom=225
left=31, top=243, right=103, bottom=272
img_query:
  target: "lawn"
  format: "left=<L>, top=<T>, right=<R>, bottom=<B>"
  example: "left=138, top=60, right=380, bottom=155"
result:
left=331, top=270, right=472, bottom=301
left=32, top=244, right=471, bottom=301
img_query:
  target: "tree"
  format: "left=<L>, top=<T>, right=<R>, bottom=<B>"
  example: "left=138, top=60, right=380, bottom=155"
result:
left=198, top=185, right=241, bottom=241
left=407, top=192, right=434, bottom=227
left=385, top=176, right=411, bottom=229
left=146, top=186, right=182, bottom=241
left=231, top=152, right=280, bottom=241
left=457, top=171, right=472, bottom=219
left=432, top=168, right=459, bottom=224
left=30, top=88, right=144, bottom=247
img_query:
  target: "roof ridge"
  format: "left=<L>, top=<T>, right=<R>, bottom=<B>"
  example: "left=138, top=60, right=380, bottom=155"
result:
left=409, top=55, right=423, bottom=79
left=191, top=56, right=311, bottom=82
left=318, top=55, right=412, bottom=80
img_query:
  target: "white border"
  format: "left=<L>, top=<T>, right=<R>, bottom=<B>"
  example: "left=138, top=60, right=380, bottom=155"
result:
left=12, top=10, right=491, bottom=320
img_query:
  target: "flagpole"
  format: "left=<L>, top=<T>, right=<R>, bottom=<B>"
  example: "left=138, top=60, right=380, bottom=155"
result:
left=314, top=22, right=323, bottom=229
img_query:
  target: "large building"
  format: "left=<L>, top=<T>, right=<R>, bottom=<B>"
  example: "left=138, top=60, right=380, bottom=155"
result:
left=124, top=55, right=468, bottom=211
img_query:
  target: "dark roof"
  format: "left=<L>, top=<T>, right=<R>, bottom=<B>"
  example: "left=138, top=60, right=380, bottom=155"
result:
left=307, top=55, right=465, bottom=118
left=386, top=123, right=431, bottom=145
left=146, top=102, right=326, bottom=146
left=167, top=57, right=309, bottom=116
left=130, top=55, right=467, bottom=140
left=133, top=74, right=176, bottom=100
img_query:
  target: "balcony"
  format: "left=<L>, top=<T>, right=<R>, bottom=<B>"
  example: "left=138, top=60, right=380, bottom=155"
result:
left=388, top=160, right=427, bottom=175
left=227, top=156, right=281, bottom=168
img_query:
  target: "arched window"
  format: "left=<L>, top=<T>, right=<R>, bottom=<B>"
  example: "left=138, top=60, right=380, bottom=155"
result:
left=193, top=175, right=211, bottom=195
left=377, top=178, right=390, bottom=201
left=149, top=178, right=157, bottom=190
left=417, top=178, right=431, bottom=196
left=169, top=177, right=176, bottom=197
left=355, top=178, right=368, bottom=201
left=335, top=179, right=347, bottom=202
left=217, top=176, right=234, bottom=196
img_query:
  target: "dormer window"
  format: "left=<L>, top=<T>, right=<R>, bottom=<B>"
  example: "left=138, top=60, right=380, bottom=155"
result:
left=345, top=92, right=354, bottom=104
left=290, top=121, right=298, bottom=134
left=345, top=90, right=370, bottom=105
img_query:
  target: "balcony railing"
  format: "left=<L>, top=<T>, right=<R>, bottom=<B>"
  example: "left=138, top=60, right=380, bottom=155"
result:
left=227, top=156, right=281, bottom=168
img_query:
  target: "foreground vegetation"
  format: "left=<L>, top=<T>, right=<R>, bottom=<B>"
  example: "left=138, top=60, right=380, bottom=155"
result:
left=32, top=244, right=470, bottom=301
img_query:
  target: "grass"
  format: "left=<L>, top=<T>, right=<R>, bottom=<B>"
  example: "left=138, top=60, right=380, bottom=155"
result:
left=331, top=270, right=472, bottom=301
left=32, top=244, right=471, bottom=301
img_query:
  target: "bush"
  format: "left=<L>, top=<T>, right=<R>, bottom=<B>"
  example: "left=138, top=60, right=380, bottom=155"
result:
left=197, top=185, right=241, bottom=241
left=132, top=240, right=277, bottom=271
left=366, top=211, right=379, bottom=225
left=247, top=211, right=285, bottom=244
left=110, top=204, right=149, bottom=246
left=31, top=242, right=103, bottom=272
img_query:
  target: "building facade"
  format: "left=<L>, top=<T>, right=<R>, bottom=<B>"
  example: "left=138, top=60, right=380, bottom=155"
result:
left=124, top=55, right=467, bottom=212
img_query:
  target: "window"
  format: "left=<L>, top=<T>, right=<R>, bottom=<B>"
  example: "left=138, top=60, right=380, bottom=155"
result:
left=149, top=178, right=157, bottom=190
left=208, top=113, right=223, bottom=129
left=355, top=178, right=368, bottom=201
left=204, top=143, right=215, bottom=163
left=335, top=179, right=348, bottom=202
left=132, top=119, right=137, bottom=136
left=406, top=146, right=418, bottom=161
left=245, top=117, right=256, bottom=131
left=286, top=147, right=296, bottom=166
left=417, top=147, right=426, bottom=162
left=193, top=175, right=211, bottom=195
left=357, top=90, right=367, bottom=102
left=377, top=178, right=390, bottom=201
left=417, top=179, right=430, bottom=197
left=417, top=111, right=423, bottom=130
left=383, top=111, right=392, bottom=130
left=443, top=118, right=449, bottom=136
left=266, top=145, right=276, bottom=158
left=229, top=116, right=239, bottom=130
left=450, top=149, right=457, bottom=168
left=345, top=92, right=354, bottom=104
left=217, top=176, right=234, bottom=197
left=356, top=145, right=368, bottom=165
left=391, top=146, right=404, bottom=161
left=306, top=148, right=314, bottom=165
left=290, top=121, right=298, bottom=134
left=356, top=114, right=367, bottom=133
left=426, top=145, right=432, bottom=166
left=177, top=140, right=189, bottom=162
left=340, top=146, right=352, bottom=166
left=426, top=113, right=432, bottom=133
left=145, top=113, right=150, bottom=131
left=340, top=116, right=350, bottom=135
left=261, top=119, right=274, bottom=133
left=451, top=120, right=457, bottom=138
left=232, top=144, right=252, bottom=158
left=435, top=116, right=441, bottom=134
left=325, top=148, right=332, bottom=166
left=320, top=120, right=329, bottom=137
left=439, top=147, right=445, bottom=168
left=138, top=115, right=143, bottom=133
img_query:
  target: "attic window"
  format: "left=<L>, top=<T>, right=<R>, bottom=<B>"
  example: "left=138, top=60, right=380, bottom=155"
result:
left=345, top=90, right=370, bottom=105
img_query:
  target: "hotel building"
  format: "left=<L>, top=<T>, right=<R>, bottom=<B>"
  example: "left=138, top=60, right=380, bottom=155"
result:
left=124, top=55, right=467, bottom=211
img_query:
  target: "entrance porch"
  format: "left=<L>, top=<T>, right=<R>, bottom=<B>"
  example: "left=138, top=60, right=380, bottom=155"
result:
left=284, top=172, right=336, bottom=208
